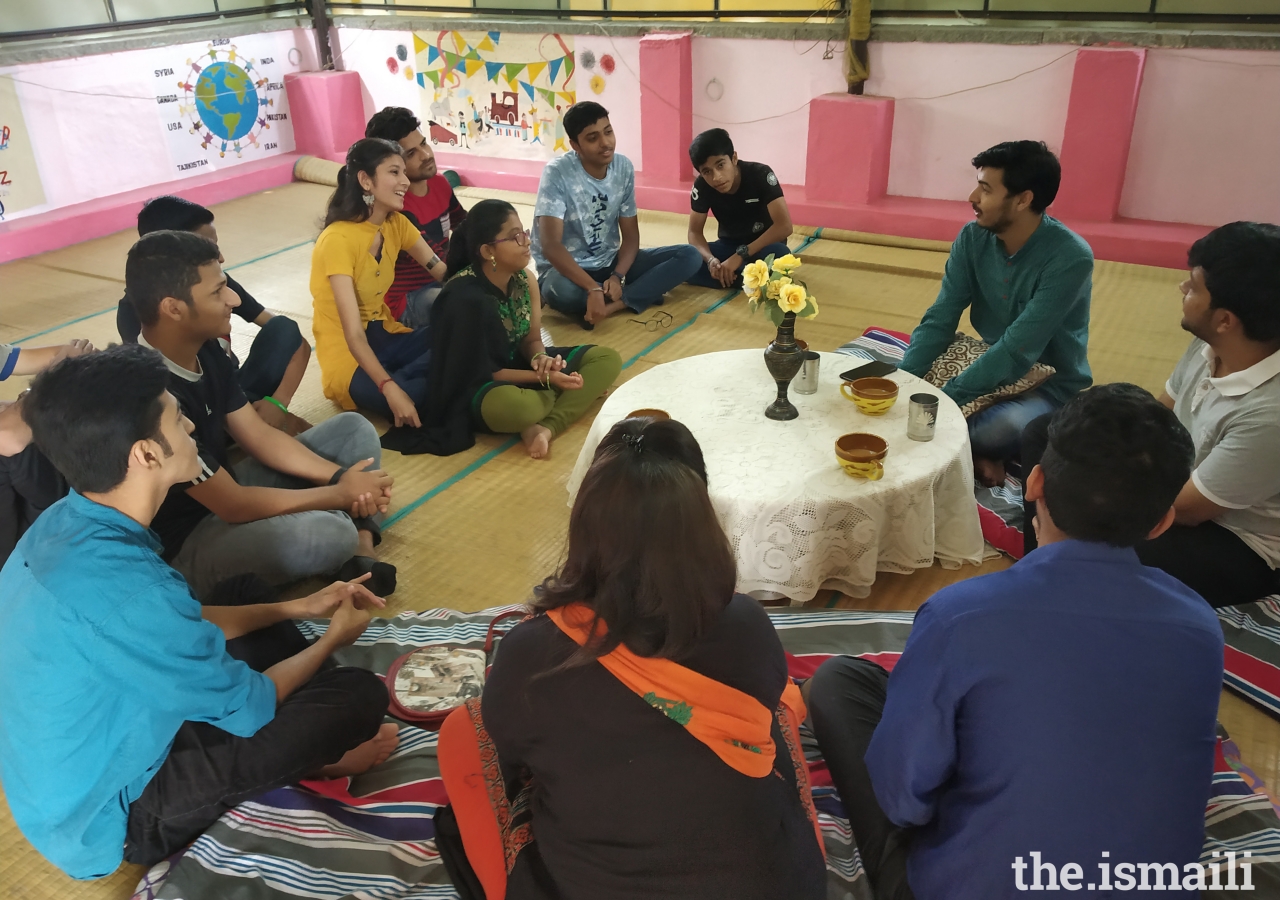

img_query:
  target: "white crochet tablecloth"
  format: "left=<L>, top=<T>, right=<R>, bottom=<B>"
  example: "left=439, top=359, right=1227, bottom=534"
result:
left=567, top=350, right=985, bottom=604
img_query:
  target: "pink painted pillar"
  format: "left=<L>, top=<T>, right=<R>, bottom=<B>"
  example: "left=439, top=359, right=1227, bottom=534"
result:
left=804, top=94, right=895, bottom=206
left=284, top=70, right=368, bottom=163
left=1054, top=47, right=1146, bottom=222
left=639, top=33, right=693, bottom=184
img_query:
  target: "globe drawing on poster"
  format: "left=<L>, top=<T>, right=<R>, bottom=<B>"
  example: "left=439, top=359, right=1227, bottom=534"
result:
left=194, top=61, right=259, bottom=143
left=415, top=31, right=576, bottom=162
left=156, top=39, right=291, bottom=174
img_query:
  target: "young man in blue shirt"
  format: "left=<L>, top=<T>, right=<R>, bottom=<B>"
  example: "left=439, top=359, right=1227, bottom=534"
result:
left=0, top=345, right=398, bottom=879
left=899, top=141, right=1093, bottom=486
left=808, top=384, right=1223, bottom=900
left=685, top=128, right=794, bottom=289
left=532, top=101, right=703, bottom=329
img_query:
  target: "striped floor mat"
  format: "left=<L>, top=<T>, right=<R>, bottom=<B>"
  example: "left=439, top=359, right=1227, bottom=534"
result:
left=131, top=608, right=1278, bottom=900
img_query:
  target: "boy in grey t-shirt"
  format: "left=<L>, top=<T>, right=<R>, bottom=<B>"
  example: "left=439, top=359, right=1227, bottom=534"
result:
left=1140, top=222, right=1280, bottom=608
left=532, top=102, right=702, bottom=329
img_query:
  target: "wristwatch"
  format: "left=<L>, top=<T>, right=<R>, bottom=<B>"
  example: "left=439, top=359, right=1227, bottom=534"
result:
left=735, top=244, right=750, bottom=261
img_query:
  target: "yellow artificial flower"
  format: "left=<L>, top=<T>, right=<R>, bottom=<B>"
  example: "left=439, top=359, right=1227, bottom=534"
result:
left=777, top=282, right=808, bottom=314
left=766, top=275, right=790, bottom=300
left=772, top=254, right=802, bottom=275
left=742, top=259, right=770, bottom=294
left=802, top=294, right=819, bottom=318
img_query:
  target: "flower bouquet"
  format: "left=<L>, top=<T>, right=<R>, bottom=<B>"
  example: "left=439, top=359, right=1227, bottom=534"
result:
left=742, top=253, right=819, bottom=326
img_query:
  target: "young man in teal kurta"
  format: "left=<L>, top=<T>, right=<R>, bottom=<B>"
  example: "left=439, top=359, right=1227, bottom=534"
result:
left=900, top=141, right=1093, bottom=485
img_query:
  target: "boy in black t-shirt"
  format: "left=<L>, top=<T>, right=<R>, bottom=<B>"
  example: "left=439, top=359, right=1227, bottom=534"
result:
left=686, top=129, right=794, bottom=289
left=117, top=196, right=312, bottom=435
left=126, top=231, right=397, bottom=600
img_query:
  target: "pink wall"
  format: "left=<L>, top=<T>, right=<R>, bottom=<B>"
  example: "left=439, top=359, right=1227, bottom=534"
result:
left=691, top=37, right=847, bottom=186
left=1121, top=47, right=1280, bottom=227
left=5, top=23, right=1280, bottom=268
left=864, top=42, right=1077, bottom=204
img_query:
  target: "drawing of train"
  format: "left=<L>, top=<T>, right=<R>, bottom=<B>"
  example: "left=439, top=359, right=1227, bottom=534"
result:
left=428, top=120, right=457, bottom=146
left=490, top=91, right=519, bottom=125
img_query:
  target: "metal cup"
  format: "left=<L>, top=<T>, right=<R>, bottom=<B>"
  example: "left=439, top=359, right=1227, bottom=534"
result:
left=793, top=351, right=821, bottom=395
left=907, top=392, right=939, bottom=442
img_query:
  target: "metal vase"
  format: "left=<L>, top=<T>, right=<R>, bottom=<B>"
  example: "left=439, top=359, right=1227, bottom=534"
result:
left=763, top=311, right=804, bottom=420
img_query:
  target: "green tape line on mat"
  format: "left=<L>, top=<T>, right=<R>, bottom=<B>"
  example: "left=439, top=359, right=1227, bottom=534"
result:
left=381, top=229, right=825, bottom=531
left=381, top=436, right=520, bottom=530
left=15, top=239, right=317, bottom=345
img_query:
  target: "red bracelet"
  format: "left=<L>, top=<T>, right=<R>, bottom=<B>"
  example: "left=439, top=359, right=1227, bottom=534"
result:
left=377, top=378, right=393, bottom=394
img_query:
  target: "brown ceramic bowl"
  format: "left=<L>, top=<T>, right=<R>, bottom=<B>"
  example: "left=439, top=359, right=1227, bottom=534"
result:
left=835, top=432, right=889, bottom=480
left=835, top=432, right=888, bottom=462
left=840, top=376, right=900, bottom=416
left=626, top=408, right=671, bottom=421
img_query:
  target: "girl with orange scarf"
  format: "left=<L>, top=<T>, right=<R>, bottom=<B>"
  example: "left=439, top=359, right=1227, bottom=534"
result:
left=437, top=416, right=825, bottom=900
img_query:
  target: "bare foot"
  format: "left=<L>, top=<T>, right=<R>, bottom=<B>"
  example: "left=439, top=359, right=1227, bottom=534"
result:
left=521, top=423, right=552, bottom=460
left=317, top=723, right=399, bottom=778
left=974, top=456, right=1006, bottom=488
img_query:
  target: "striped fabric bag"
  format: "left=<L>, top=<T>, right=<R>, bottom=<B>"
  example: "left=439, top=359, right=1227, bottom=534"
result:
left=131, top=607, right=1279, bottom=900
left=1220, top=598, right=1280, bottom=717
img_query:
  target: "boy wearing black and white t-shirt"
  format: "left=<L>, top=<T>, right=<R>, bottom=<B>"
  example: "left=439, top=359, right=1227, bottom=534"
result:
left=686, top=129, right=794, bottom=288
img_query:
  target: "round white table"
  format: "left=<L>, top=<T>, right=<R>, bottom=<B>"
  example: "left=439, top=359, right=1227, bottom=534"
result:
left=566, top=350, right=985, bottom=604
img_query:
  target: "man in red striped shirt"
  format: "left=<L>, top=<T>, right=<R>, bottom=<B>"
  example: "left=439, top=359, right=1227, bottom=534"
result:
left=365, top=107, right=467, bottom=327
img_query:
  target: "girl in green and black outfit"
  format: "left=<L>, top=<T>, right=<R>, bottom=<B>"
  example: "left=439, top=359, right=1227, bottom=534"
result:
left=381, top=199, right=621, bottom=458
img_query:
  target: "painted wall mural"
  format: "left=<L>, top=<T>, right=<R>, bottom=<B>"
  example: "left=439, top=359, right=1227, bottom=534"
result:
left=153, top=35, right=296, bottom=176
left=414, top=31, right=577, bottom=161
left=0, top=76, right=47, bottom=221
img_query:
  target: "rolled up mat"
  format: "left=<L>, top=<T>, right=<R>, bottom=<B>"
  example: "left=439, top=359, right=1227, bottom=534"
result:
left=293, top=155, right=342, bottom=187
left=293, top=155, right=464, bottom=193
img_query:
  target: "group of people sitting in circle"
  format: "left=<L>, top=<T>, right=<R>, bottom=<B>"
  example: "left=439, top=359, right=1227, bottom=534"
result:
left=0, top=96, right=1275, bottom=900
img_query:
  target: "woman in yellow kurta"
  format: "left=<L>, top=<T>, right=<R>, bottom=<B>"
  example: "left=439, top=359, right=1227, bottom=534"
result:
left=310, top=138, right=448, bottom=426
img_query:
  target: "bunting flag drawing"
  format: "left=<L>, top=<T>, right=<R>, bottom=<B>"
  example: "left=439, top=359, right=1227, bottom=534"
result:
left=414, top=30, right=577, bottom=163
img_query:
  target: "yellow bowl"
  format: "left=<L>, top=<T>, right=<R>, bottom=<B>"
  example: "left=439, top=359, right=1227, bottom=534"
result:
left=835, top=433, right=888, bottom=480
left=840, top=377, right=899, bottom=416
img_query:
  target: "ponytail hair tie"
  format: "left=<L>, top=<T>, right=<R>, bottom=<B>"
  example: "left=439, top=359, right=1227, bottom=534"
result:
left=623, top=433, right=645, bottom=453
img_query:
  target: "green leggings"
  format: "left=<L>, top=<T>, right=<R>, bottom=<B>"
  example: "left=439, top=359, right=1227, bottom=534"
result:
left=476, top=345, right=623, bottom=436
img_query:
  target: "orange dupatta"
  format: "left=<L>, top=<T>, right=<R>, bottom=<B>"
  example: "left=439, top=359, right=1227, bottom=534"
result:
left=546, top=603, right=808, bottom=779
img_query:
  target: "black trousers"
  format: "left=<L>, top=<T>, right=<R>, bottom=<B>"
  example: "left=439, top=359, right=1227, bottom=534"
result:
left=123, top=574, right=389, bottom=866
left=1021, top=413, right=1277, bottom=608
left=808, top=656, right=916, bottom=900
left=0, top=442, right=68, bottom=566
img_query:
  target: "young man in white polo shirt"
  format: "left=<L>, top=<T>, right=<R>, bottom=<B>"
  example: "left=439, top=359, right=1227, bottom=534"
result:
left=1141, top=221, right=1280, bottom=608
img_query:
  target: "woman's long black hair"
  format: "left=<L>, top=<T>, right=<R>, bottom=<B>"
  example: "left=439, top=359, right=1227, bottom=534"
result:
left=323, top=138, right=404, bottom=228
left=532, top=416, right=734, bottom=663
left=445, top=198, right=518, bottom=278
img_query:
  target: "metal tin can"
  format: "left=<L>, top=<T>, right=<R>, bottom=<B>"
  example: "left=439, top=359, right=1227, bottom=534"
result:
left=907, top=392, right=939, bottom=442
left=793, top=351, right=821, bottom=395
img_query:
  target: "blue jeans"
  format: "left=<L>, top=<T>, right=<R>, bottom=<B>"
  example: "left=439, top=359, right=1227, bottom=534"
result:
left=398, top=283, right=442, bottom=330
left=236, top=315, right=306, bottom=402
left=967, top=390, right=1059, bottom=461
left=686, top=240, right=792, bottom=288
left=540, top=244, right=704, bottom=319
left=349, top=321, right=432, bottom=418
left=169, top=413, right=384, bottom=598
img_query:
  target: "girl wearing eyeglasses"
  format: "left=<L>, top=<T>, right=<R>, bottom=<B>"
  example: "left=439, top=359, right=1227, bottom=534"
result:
left=382, top=199, right=621, bottom=459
